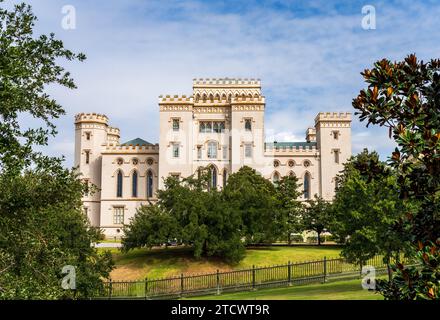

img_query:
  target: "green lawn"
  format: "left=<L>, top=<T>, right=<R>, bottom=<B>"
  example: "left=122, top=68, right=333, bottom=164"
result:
left=101, top=245, right=342, bottom=281
left=185, top=278, right=384, bottom=300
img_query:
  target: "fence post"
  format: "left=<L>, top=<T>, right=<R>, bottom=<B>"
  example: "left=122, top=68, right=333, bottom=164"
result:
left=144, top=277, right=148, bottom=299
left=108, top=279, right=112, bottom=300
left=252, top=265, right=256, bottom=290
left=180, top=273, right=184, bottom=296
left=288, top=261, right=292, bottom=286
left=323, top=256, right=327, bottom=283
left=216, top=269, right=220, bottom=295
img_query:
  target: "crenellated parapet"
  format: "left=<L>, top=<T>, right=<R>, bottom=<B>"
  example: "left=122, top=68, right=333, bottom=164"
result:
left=314, top=112, right=351, bottom=128
left=265, top=144, right=318, bottom=153
left=107, top=126, right=120, bottom=136
left=232, top=95, right=265, bottom=104
left=315, top=112, right=351, bottom=122
left=192, top=78, right=262, bottom=100
left=306, top=127, right=316, bottom=142
left=159, top=95, right=194, bottom=112
left=75, top=112, right=108, bottom=124
left=103, top=143, right=160, bottom=154
left=159, top=95, right=194, bottom=103
left=193, top=78, right=261, bottom=87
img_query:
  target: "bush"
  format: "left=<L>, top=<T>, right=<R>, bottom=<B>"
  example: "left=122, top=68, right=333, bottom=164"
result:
left=290, top=234, right=304, bottom=243
left=306, top=236, right=325, bottom=244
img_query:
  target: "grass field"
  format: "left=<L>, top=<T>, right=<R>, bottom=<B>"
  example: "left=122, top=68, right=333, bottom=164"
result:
left=102, top=245, right=343, bottom=281
left=184, top=278, right=384, bottom=300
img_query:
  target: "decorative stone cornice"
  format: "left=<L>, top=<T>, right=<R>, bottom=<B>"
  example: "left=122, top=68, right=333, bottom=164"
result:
left=232, top=105, right=265, bottom=111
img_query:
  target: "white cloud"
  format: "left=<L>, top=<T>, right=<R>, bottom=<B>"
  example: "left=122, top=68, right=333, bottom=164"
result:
left=8, top=0, right=440, bottom=166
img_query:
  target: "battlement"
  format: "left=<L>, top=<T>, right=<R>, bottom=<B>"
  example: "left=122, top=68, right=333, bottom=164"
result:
left=306, top=127, right=316, bottom=142
left=265, top=142, right=318, bottom=153
left=75, top=113, right=108, bottom=124
left=107, top=126, right=120, bottom=136
left=193, top=78, right=261, bottom=87
left=315, top=112, right=351, bottom=123
left=103, top=143, right=160, bottom=153
left=159, top=95, right=194, bottom=104
left=232, top=95, right=265, bottom=103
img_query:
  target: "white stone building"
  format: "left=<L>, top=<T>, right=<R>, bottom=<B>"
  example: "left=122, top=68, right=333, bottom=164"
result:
left=74, top=78, right=351, bottom=238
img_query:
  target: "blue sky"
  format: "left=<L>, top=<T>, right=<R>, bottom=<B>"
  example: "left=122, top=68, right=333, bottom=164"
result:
left=6, top=0, right=440, bottom=167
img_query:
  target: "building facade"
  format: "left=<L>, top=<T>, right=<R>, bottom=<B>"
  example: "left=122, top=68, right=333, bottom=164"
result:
left=74, top=78, right=351, bottom=237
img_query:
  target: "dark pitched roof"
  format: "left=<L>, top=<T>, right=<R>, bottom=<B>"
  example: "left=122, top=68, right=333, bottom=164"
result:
left=265, top=141, right=317, bottom=150
left=121, top=138, right=153, bottom=146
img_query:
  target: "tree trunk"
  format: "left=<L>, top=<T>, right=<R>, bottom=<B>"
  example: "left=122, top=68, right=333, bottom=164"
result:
left=317, top=233, right=321, bottom=246
left=288, top=232, right=291, bottom=245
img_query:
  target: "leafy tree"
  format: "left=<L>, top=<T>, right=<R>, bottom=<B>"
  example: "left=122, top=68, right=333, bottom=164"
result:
left=0, top=1, right=85, bottom=175
left=0, top=162, right=114, bottom=299
left=274, top=175, right=303, bottom=244
left=331, top=149, right=412, bottom=277
left=122, top=205, right=180, bottom=250
left=222, top=166, right=281, bottom=244
left=301, top=195, right=332, bottom=245
left=123, top=166, right=294, bottom=263
left=353, top=54, right=440, bottom=299
left=123, top=169, right=245, bottom=263
left=0, top=2, right=113, bottom=299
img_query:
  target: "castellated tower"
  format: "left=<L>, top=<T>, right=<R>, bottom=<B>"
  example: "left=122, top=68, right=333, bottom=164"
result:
left=74, top=113, right=120, bottom=226
left=315, top=112, right=351, bottom=200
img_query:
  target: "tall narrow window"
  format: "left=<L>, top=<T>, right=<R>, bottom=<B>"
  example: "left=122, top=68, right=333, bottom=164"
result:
left=209, top=166, right=217, bottom=190
left=147, top=170, right=153, bottom=198
left=273, top=172, right=280, bottom=184
left=85, top=132, right=91, bottom=140
left=223, top=169, right=227, bottom=188
left=132, top=171, right=138, bottom=197
left=245, top=144, right=252, bottom=158
left=213, top=122, right=220, bottom=133
left=245, top=119, right=252, bottom=131
left=113, top=207, right=124, bottom=224
left=222, top=146, right=228, bottom=160
left=84, top=179, right=89, bottom=196
left=85, top=150, right=90, bottom=164
left=197, top=146, right=202, bottom=159
left=304, top=172, right=311, bottom=199
left=207, top=142, right=217, bottom=159
left=334, top=149, right=340, bottom=164
left=116, top=170, right=123, bottom=198
left=172, top=143, right=180, bottom=158
left=172, top=119, right=180, bottom=131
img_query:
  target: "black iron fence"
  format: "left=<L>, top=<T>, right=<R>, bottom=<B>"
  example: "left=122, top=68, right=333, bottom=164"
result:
left=95, top=255, right=412, bottom=299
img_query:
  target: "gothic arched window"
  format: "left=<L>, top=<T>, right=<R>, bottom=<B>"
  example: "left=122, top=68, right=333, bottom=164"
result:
left=304, top=172, right=311, bottom=199
left=116, top=170, right=123, bottom=198
left=209, top=166, right=217, bottom=190
left=147, top=170, right=153, bottom=198
left=207, top=141, right=217, bottom=159
left=132, top=171, right=138, bottom=197
left=273, top=172, right=280, bottom=184
left=223, top=169, right=227, bottom=188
